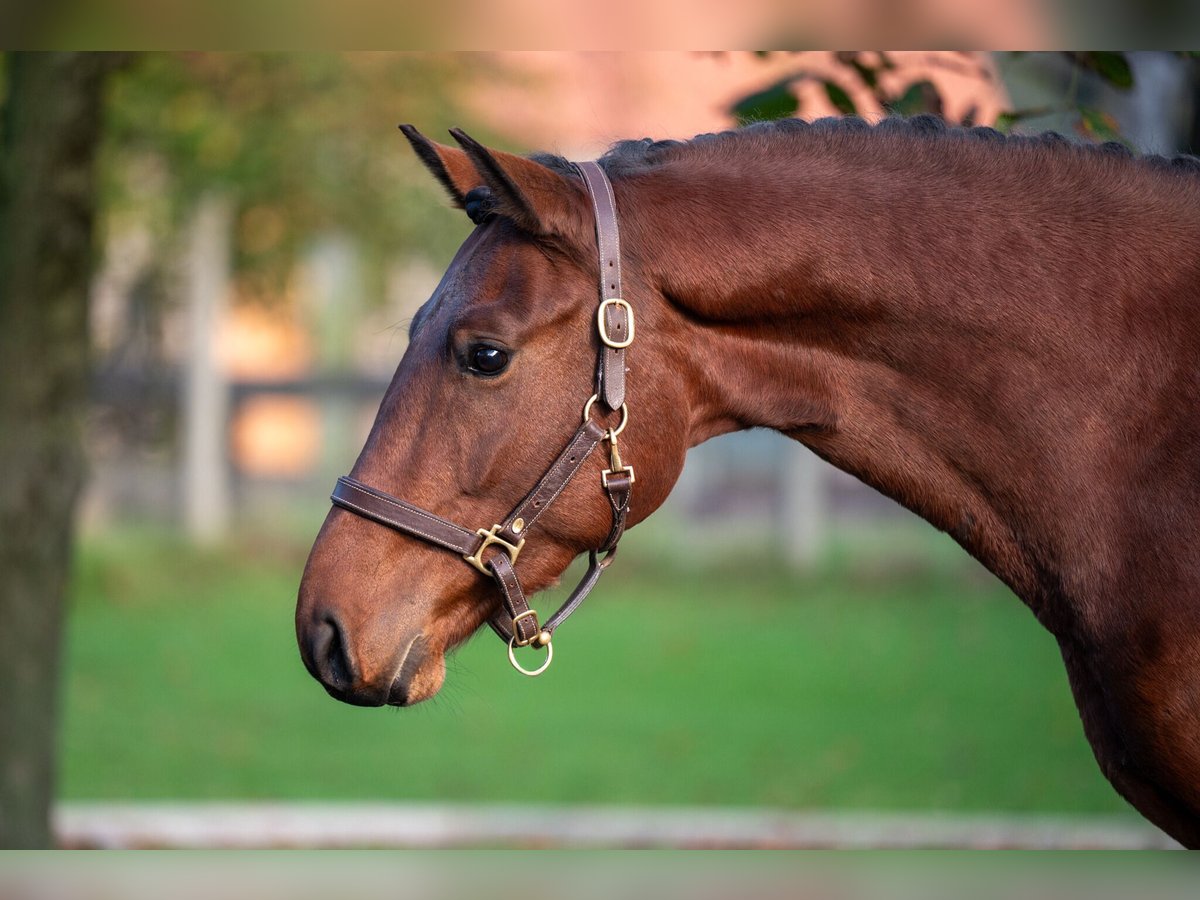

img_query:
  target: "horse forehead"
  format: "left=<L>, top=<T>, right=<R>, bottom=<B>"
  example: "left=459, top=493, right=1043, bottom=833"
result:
left=432, top=227, right=576, bottom=327
left=408, top=226, right=510, bottom=333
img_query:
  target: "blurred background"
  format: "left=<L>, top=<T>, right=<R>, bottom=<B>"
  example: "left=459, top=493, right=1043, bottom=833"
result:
left=3, top=51, right=1200, bottom=849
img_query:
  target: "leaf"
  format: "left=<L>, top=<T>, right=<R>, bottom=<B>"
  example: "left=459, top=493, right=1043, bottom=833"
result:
left=822, top=80, right=856, bottom=115
left=994, top=112, right=1018, bottom=134
left=993, top=106, right=1055, bottom=134
left=1071, top=52, right=1134, bottom=89
left=888, top=80, right=943, bottom=117
left=835, top=51, right=878, bottom=89
left=1077, top=107, right=1127, bottom=144
left=731, top=79, right=799, bottom=125
left=849, top=58, right=878, bottom=90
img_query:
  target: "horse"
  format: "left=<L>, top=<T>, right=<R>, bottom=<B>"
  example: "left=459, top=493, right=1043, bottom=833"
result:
left=296, top=115, right=1200, bottom=846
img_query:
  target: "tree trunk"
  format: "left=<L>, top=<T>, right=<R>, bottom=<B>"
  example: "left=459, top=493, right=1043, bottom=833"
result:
left=1189, top=56, right=1200, bottom=154
left=0, top=52, right=123, bottom=849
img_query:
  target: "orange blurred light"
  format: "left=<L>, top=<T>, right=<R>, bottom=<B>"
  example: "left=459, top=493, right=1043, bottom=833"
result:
left=231, top=395, right=320, bottom=477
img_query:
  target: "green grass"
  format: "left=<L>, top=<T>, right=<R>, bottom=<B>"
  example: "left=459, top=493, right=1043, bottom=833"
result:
left=60, top=525, right=1132, bottom=815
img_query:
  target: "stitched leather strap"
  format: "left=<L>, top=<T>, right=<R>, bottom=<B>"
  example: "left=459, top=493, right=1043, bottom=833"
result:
left=544, top=550, right=614, bottom=632
left=599, top=469, right=632, bottom=552
left=487, top=553, right=542, bottom=645
left=497, top=419, right=607, bottom=545
left=333, top=423, right=616, bottom=645
left=331, top=477, right=478, bottom=556
left=575, top=161, right=629, bottom=411
left=487, top=549, right=615, bottom=643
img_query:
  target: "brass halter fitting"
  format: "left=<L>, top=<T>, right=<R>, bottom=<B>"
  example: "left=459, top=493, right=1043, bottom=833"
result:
left=510, top=609, right=546, bottom=647
left=463, top=524, right=525, bottom=576
left=508, top=633, right=553, bottom=676
left=597, top=297, right=635, bottom=349
left=582, top=394, right=628, bottom=437
left=602, top=429, right=635, bottom=488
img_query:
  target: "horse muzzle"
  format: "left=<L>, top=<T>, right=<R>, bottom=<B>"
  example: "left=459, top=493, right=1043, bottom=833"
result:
left=298, top=609, right=442, bottom=707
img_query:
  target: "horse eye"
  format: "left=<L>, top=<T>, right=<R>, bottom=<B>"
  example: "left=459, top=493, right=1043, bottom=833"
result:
left=468, top=344, right=509, bottom=376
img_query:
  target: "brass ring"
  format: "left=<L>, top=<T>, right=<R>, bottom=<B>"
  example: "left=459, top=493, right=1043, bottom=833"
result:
left=581, top=394, right=629, bottom=437
left=507, top=635, right=553, bottom=677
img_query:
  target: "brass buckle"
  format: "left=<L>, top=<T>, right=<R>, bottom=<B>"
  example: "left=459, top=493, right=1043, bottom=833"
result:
left=510, top=609, right=543, bottom=647
left=597, top=298, right=635, bottom=349
left=602, top=467, right=635, bottom=488
left=601, top=429, right=635, bottom=487
left=463, top=524, right=526, bottom=575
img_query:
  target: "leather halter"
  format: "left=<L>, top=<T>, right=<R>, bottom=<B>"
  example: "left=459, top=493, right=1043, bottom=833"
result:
left=329, top=160, right=634, bottom=676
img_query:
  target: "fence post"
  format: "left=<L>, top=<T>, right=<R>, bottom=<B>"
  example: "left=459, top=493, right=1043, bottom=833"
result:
left=181, top=194, right=233, bottom=543
left=304, top=233, right=363, bottom=486
left=780, top=442, right=825, bottom=567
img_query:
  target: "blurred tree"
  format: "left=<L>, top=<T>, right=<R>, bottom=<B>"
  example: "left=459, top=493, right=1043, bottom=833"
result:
left=730, top=51, right=978, bottom=126
left=88, top=55, right=482, bottom=486
left=100, top=53, right=477, bottom=303
left=0, top=52, right=127, bottom=849
left=730, top=51, right=1200, bottom=149
left=0, top=53, right=480, bottom=846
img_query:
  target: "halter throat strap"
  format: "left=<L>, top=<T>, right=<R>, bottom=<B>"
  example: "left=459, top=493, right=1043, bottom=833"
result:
left=328, top=159, right=634, bottom=675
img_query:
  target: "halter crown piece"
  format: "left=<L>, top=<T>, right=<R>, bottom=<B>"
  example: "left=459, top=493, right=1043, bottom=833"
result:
left=329, top=160, right=634, bottom=676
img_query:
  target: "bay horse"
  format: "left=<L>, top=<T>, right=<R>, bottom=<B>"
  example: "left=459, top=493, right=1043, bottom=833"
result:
left=297, top=116, right=1200, bottom=846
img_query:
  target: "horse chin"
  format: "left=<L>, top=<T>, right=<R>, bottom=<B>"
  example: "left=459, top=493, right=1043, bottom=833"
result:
left=388, top=641, right=446, bottom=706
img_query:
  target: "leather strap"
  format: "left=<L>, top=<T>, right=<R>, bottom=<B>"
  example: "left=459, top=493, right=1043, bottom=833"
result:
left=575, top=161, right=629, bottom=411
left=331, top=477, right=478, bottom=556
left=486, top=549, right=615, bottom=643
left=332, top=419, right=615, bottom=645
left=544, top=550, right=613, bottom=632
left=487, top=553, right=542, bottom=645
left=497, top=419, right=607, bottom=545
left=599, top=469, right=632, bottom=552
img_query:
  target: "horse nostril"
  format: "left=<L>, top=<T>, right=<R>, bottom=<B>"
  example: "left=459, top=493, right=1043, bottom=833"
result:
left=311, top=613, right=356, bottom=691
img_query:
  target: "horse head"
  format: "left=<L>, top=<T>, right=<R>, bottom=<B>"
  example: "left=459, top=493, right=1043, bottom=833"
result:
left=296, top=128, right=690, bottom=706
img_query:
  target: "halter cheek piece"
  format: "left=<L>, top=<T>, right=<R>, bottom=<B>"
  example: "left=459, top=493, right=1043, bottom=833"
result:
left=329, top=161, right=634, bottom=677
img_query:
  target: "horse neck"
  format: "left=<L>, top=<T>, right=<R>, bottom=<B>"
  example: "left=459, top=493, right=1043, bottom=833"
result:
left=629, top=134, right=1200, bottom=620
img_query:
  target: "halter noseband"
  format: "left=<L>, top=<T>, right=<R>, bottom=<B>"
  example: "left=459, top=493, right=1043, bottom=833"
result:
left=329, top=161, right=634, bottom=677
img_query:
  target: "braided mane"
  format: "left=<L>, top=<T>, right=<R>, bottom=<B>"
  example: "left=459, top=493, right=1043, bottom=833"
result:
left=531, top=114, right=1200, bottom=181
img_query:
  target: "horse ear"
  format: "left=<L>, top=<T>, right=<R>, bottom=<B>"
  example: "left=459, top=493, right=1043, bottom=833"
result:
left=448, top=127, right=588, bottom=241
left=399, top=124, right=482, bottom=208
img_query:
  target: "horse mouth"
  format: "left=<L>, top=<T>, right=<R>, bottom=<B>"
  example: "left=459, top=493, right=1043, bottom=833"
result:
left=387, top=634, right=445, bottom=706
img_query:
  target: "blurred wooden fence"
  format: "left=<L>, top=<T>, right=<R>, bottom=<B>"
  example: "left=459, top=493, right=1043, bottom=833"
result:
left=55, top=803, right=1178, bottom=849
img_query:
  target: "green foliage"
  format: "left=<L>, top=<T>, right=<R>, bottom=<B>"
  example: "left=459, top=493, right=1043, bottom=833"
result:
left=60, top=529, right=1130, bottom=814
left=822, top=80, right=856, bottom=116
left=732, top=79, right=799, bottom=125
left=999, top=52, right=1194, bottom=146
left=730, top=51, right=1200, bottom=152
left=842, top=54, right=880, bottom=89
left=728, top=52, right=969, bottom=128
left=998, top=52, right=1138, bottom=144
left=1078, top=107, right=1125, bottom=144
left=887, top=80, right=943, bottom=118
left=992, top=107, right=1055, bottom=135
left=1069, top=52, right=1135, bottom=89
left=100, top=53, right=478, bottom=297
